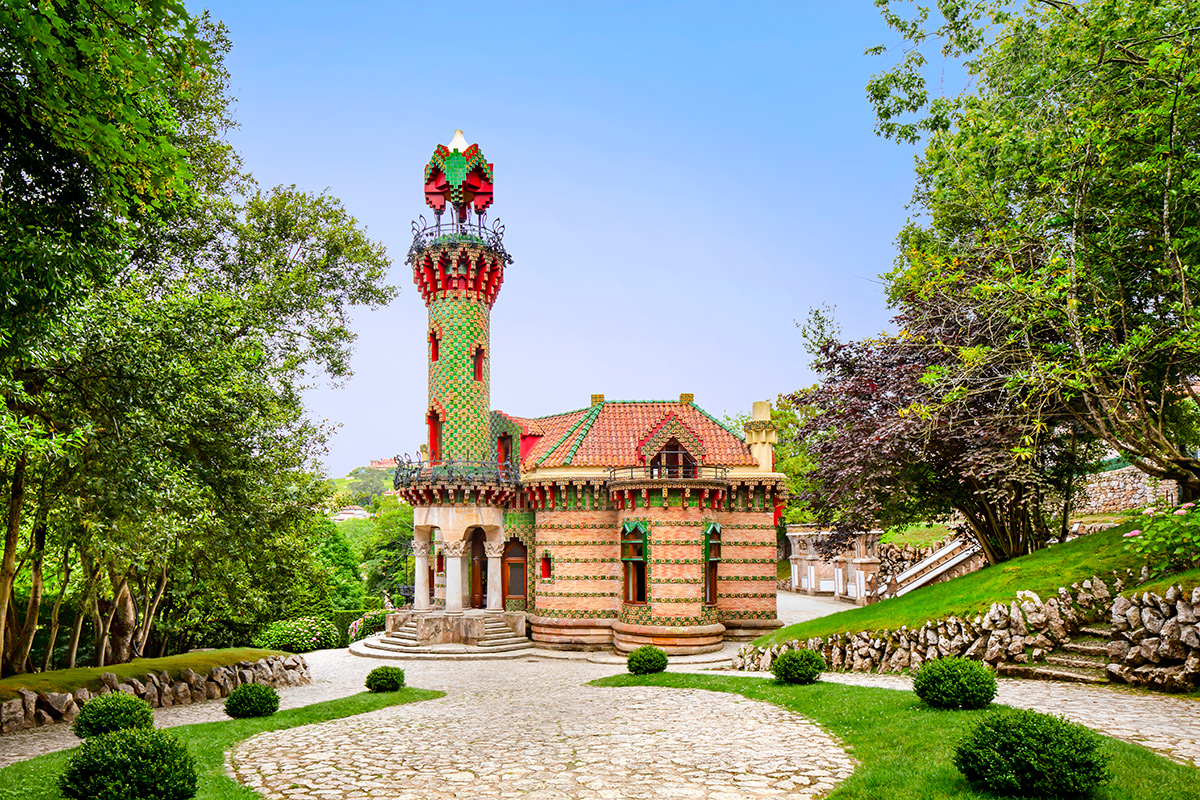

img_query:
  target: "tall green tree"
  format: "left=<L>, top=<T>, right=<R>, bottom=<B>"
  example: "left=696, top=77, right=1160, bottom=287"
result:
left=0, top=6, right=395, bottom=672
left=868, top=0, right=1200, bottom=499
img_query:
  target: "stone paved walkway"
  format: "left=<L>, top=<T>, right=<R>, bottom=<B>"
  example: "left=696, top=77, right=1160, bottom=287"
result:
left=232, top=659, right=855, bottom=799
left=824, top=672, right=1200, bottom=766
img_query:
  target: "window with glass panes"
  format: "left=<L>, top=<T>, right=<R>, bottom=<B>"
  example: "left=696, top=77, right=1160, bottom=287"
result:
left=703, top=523, right=721, bottom=605
left=621, top=521, right=648, bottom=603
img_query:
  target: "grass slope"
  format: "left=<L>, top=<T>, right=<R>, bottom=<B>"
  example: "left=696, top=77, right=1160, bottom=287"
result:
left=759, top=522, right=1143, bottom=647
left=0, top=687, right=442, bottom=800
left=595, top=673, right=1200, bottom=800
left=0, top=648, right=286, bottom=702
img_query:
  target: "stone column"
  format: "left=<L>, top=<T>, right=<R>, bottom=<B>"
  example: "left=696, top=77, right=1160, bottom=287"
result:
left=412, top=541, right=431, bottom=613
left=786, top=533, right=803, bottom=592
left=853, top=557, right=881, bottom=606
left=485, top=541, right=504, bottom=612
left=442, top=541, right=466, bottom=615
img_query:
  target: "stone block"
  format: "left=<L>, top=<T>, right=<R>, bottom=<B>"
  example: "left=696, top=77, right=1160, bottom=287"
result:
left=40, top=692, right=71, bottom=720
left=18, top=688, right=37, bottom=720
left=99, top=672, right=119, bottom=691
left=1, top=698, right=26, bottom=733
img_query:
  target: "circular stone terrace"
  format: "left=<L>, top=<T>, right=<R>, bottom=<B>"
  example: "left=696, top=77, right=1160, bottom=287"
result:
left=230, top=654, right=854, bottom=800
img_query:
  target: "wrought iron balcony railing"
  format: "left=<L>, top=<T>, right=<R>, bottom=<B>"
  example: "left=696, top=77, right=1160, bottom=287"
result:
left=606, top=465, right=729, bottom=482
left=405, top=214, right=513, bottom=265
left=393, top=458, right=520, bottom=489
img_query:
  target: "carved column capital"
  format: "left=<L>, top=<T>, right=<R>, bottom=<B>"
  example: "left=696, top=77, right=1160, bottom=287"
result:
left=412, top=541, right=432, bottom=558
left=441, top=540, right=467, bottom=557
left=484, top=541, right=504, bottom=558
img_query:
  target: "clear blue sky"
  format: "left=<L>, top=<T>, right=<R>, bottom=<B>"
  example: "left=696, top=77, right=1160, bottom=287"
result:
left=198, top=1, right=922, bottom=478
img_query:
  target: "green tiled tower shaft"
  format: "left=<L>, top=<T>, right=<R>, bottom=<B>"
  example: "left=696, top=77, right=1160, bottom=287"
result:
left=428, top=292, right=490, bottom=461
left=413, top=241, right=506, bottom=463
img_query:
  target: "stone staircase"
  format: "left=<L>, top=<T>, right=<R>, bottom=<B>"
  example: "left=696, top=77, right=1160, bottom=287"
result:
left=997, top=627, right=1111, bottom=685
left=359, top=615, right=535, bottom=659
left=888, top=538, right=984, bottom=598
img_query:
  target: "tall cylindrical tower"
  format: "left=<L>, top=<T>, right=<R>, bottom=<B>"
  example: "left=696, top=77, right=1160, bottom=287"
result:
left=409, top=131, right=510, bottom=464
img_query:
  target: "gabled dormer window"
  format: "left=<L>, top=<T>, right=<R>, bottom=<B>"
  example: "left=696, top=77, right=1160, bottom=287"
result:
left=650, top=438, right=697, bottom=478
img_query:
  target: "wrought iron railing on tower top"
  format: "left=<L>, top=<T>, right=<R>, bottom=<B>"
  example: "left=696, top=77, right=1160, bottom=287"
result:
left=405, top=214, right=513, bottom=265
left=606, top=465, right=729, bottom=482
left=393, top=457, right=521, bottom=489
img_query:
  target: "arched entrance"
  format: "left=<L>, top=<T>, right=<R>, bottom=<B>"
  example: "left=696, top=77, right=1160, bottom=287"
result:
left=468, top=527, right=487, bottom=609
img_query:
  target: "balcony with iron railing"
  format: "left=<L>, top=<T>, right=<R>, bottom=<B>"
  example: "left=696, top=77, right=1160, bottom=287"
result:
left=606, top=465, right=729, bottom=483
left=405, top=214, right=513, bottom=265
left=393, top=458, right=521, bottom=489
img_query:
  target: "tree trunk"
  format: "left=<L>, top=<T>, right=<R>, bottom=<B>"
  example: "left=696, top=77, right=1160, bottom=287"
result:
left=103, top=576, right=136, bottom=665
left=40, top=544, right=72, bottom=672
left=10, top=483, right=48, bottom=674
left=0, top=454, right=27, bottom=676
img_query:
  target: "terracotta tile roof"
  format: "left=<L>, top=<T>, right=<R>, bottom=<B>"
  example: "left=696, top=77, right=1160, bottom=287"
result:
left=517, top=401, right=756, bottom=469
left=517, top=408, right=590, bottom=466
left=493, top=411, right=544, bottom=437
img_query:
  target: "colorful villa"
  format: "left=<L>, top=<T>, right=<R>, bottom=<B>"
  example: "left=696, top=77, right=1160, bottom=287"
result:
left=389, top=132, right=784, bottom=654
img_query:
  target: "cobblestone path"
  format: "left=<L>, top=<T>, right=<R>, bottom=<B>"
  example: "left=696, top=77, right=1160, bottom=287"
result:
left=825, top=672, right=1200, bottom=766
left=231, top=658, right=855, bottom=800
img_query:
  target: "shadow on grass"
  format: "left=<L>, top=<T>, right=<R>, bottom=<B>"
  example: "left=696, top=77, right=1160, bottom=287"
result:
left=593, top=673, right=1200, bottom=800
left=0, top=687, right=442, bottom=800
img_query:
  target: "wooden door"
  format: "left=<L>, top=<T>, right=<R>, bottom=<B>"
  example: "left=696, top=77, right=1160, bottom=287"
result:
left=470, top=531, right=485, bottom=608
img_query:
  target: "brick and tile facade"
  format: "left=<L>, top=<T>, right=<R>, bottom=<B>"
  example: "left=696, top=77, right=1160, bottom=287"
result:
left=394, top=133, right=783, bottom=653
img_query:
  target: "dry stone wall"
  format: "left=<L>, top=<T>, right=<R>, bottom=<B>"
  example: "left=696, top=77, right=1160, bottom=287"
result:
left=736, top=570, right=1140, bottom=675
left=0, top=654, right=309, bottom=735
left=1107, top=588, right=1200, bottom=692
left=1076, top=465, right=1177, bottom=514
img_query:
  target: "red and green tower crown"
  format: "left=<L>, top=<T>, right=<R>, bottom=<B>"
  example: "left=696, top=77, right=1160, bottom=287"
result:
left=412, top=132, right=509, bottom=464
left=423, top=130, right=494, bottom=222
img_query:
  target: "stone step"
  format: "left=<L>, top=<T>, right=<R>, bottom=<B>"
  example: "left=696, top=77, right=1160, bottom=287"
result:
left=478, top=637, right=528, bottom=648
left=1045, top=653, right=1108, bottom=669
left=1061, top=641, right=1108, bottom=657
left=472, top=640, right=534, bottom=653
left=1080, top=626, right=1111, bottom=638
left=998, top=663, right=1108, bottom=685
left=363, top=638, right=534, bottom=655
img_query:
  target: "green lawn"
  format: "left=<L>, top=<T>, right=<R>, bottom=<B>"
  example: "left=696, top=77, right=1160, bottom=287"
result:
left=594, top=673, right=1200, bottom=800
left=757, top=522, right=1146, bottom=647
left=881, top=522, right=955, bottom=548
left=0, top=687, right=442, bottom=800
left=0, top=649, right=287, bottom=702
left=1131, top=566, right=1200, bottom=599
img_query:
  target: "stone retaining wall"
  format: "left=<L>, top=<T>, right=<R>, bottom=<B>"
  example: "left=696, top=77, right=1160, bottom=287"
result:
left=1077, top=465, right=1177, bottom=514
left=0, top=654, right=309, bottom=734
left=1107, top=588, right=1200, bottom=691
left=877, top=540, right=950, bottom=581
left=735, top=570, right=1140, bottom=675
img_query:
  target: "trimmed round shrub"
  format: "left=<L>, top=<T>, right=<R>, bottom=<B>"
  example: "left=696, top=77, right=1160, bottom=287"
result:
left=348, top=610, right=389, bottom=643
left=912, top=656, right=997, bottom=710
left=365, top=666, right=406, bottom=692
left=72, top=691, right=154, bottom=739
left=626, top=645, right=669, bottom=675
left=955, top=708, right=1111, bottom=798
left=771, top=648, right=825, bottom=685
left=59, top=727, right=197, bottom=800
left=223, top=683, right=280, bottom=719
left=252, top=616, right=339, bottom=653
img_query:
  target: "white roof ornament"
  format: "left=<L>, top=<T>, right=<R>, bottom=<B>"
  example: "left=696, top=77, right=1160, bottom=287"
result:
left=447, top=130, right=469, bottom=153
